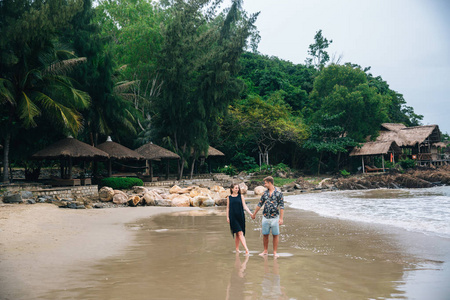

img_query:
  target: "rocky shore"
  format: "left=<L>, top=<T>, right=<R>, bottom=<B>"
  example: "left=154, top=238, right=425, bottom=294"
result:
left=2, top=166, right=449, bottom=209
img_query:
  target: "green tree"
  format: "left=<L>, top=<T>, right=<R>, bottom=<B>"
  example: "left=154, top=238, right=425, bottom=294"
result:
left=153, top=0, right=259, bottom=179
left=309, top=64, right=387, bottom=142
left=305, top=29, right=333, bottom=70
left=303, top=113, right=357, bottom=175
left=63, top=0, right=138, bottom=146
left=230, top=95, right=308, bottom=165
left=0, top=0, right=90, bottom=182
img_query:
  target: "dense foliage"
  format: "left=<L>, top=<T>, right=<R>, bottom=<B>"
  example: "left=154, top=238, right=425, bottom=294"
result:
left=100, top=177, right=144, bottom=189
left=0, top=0, right=426, bottom=181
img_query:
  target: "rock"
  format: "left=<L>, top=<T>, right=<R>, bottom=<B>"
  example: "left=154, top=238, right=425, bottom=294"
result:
left=37, top=198, right=47, bottom=203
left=178, top=188, right=192, bottom=194
left=219, top=190, right=230, bottom=199
left=201, top=199, right=215, bottom=207
left=254, top=186, right=266, bottom=196
left=113, top=192, right=128, bottom=205
left=133, top=186, right=148, bottom=194
left=94, top=203, right=105, bottom=209
left=171, top=195, right=191, bottom=207
left=191, top=195, right=209, bottom=207
left=169, top=185, right=182, bottom=194
left=143, top=191, right=160, bottom=206
left=238, top=182, right=248, bottom=194
left=3, top=193, right=23, bottom=203
left=20, top=191, right=34, bottom=199
left=127, top=195, right=142, bottom=207
left=215, top=198, right=227, bottom=206
left=76, top=205, right=86, bottom=209
left=211, top=185, right=225, bottom=193
left=67, top=203, right=78, bottom=209
left=155, top=199, right=172, bottom=207
left=99, top=187, right=114, bottom=202
left=27, top=199, right=36, bottom=204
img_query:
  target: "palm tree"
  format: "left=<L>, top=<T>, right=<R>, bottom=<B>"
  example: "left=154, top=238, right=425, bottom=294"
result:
left=0, top=45, right=91, bottom=182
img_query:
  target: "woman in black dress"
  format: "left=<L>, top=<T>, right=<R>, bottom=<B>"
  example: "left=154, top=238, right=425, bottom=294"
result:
left=227, top=183, right=253, bottom=255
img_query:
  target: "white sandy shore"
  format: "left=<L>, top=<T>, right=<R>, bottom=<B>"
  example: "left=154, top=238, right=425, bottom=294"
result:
left=0, top=203, right=197, bottom=300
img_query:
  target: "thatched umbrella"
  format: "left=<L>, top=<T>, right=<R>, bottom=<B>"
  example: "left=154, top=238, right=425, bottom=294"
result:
left=32, top=136, right=109, bottom=179
left=205, top=146, right=225, bottom=157
left=135, top=142, right=180, bottom=180
left=96, top=137, right=145, bottom=177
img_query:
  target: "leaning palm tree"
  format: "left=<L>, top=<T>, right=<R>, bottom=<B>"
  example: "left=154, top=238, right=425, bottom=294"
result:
left=0, top=46, right=90, bottom=182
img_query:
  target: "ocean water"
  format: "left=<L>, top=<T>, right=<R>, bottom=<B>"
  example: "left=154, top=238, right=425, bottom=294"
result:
left=287, top=186, right=450, bottom=239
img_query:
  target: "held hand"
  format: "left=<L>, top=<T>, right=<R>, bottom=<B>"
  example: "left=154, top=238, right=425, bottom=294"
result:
left=251, top=214, right=256, bottom=220
left=279, top=218, right=283, bottom=225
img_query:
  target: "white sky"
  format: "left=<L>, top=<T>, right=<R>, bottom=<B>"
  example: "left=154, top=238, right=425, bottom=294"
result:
left=225, top=0, right=450, bottom=135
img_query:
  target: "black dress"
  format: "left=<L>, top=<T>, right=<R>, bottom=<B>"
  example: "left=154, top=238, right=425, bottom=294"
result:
left=229, top=194, right=245, bottom=237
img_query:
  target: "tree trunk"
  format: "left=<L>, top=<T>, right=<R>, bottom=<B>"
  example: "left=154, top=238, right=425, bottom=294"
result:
left=190, top=157, right=196, bottom=180
left=317, top=151, right=323, bottom=176
left=2, top=131, right=11, bottom=183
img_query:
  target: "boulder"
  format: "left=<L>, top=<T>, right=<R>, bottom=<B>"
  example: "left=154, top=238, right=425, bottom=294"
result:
left=143, top=191, right=162, bottom=206
left=127, top=195, right=142, bottom=207
left=254, top=186, right=266, bottom=196
left=211, top=185, right=225, bottom=193
left=20, top=191, right=34, bottom=199
left=215, top=198, right=227, bottom=206
left=167, top=193, right=180, bottom=200
left=201, top=199, right=215, bottom=207
left=238, top=182, right=248, bottom=194
left=3, top=193, right=23, bottom=203
left=178, top=187, right=192, bottom=194
left=133, top=186, right=148, bottom=194
left=219, top=190, right=230, bottom=199
left=191, top=195, right=209, bottom=207
left=169, top=185, right=182, bottom=194
left=113, top=193, right=128, bottom=205
left=99, top=187, right=114, bottom=202
left=155, top=199, right=172, bottom=207
left=171, top=195, right=191, bottom=207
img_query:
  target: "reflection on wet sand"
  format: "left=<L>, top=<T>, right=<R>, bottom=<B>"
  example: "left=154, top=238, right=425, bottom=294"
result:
left=226, top=254, right=249, bottom=300
left=41, top=208, right=449, bottom=300
left=261, top=255, right=287, bottom=300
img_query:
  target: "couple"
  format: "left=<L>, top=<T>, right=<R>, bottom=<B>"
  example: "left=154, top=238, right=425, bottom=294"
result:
left=226, top=176, right=284, bottom=258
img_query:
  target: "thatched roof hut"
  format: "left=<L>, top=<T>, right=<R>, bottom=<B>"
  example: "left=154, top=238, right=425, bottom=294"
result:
left=204, top=146, right=225, bottom=157
left=32, top=136, right=109, bottom=159
left=350, top=141, right=401, bottom=157
left=380, top=123, right=406, bottom=132
left=376, top=124, right=441, bottom=147
left=135, top=142, right=180, bottom=160
left=96, top=137, right=144, bottom=160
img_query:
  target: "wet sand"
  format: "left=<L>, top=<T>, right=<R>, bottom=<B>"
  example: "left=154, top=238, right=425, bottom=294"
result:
left=0, top=204, right=198, bottom=300
left=2, top=199, right=445, bottom=300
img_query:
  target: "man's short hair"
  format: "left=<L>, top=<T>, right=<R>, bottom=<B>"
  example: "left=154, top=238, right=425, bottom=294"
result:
left=263, top=176, right=274, bottom=185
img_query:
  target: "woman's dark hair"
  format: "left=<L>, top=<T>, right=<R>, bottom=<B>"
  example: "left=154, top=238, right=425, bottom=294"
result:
left=229, top=183, right=241, bottom=195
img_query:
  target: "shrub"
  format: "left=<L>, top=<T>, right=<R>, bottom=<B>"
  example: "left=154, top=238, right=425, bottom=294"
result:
left=340, top=169, right=350, bottom=177
left=100, top=177, right=144, bottom=190
left=399, top=158, right=416, bottom=169
left=216, top=164, right=238, bottom=176
left=230, top=152, right=259, bottom=171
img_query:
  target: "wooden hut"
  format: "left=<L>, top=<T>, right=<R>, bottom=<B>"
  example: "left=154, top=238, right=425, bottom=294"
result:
left=350, top=141, right=401, bottom=173
left=135, top=142, right=180, bottom=181
left=32, top=136, right=109, bottom=185
left=376, top=124, right=442, bottom=165
left=96, top=137, right=144, bottom=177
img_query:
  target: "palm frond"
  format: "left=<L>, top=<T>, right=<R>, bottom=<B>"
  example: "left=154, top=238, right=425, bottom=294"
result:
left=18, top=92, right=41, bottom=127
left=45, top=57, right=87, bottom=75
left=114, top=80, right=139, bottom=93
left=0, top=79, right=16, bottom=105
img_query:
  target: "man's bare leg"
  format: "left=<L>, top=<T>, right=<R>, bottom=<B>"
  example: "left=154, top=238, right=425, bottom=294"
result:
left=273, top=235, right=279, bottom=258
left=259, top=234, right=269, bottom=256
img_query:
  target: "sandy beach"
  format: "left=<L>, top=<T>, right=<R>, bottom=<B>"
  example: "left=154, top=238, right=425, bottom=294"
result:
left=0, top=204, right=198, bottom=300
left=1, top=199, right=449, bottom=299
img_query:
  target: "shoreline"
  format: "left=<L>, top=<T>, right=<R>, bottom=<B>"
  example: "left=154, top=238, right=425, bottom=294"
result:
left=0, top=203, right=198, bottom=300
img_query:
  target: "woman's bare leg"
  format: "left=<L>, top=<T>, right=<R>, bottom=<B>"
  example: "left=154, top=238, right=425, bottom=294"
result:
left=235, top=235, right=240, bottom=252
left=237, top=231, right=249, bottom=255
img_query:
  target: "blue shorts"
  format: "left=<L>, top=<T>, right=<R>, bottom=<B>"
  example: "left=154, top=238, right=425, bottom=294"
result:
left=262, top=216, right=280, bottom=236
